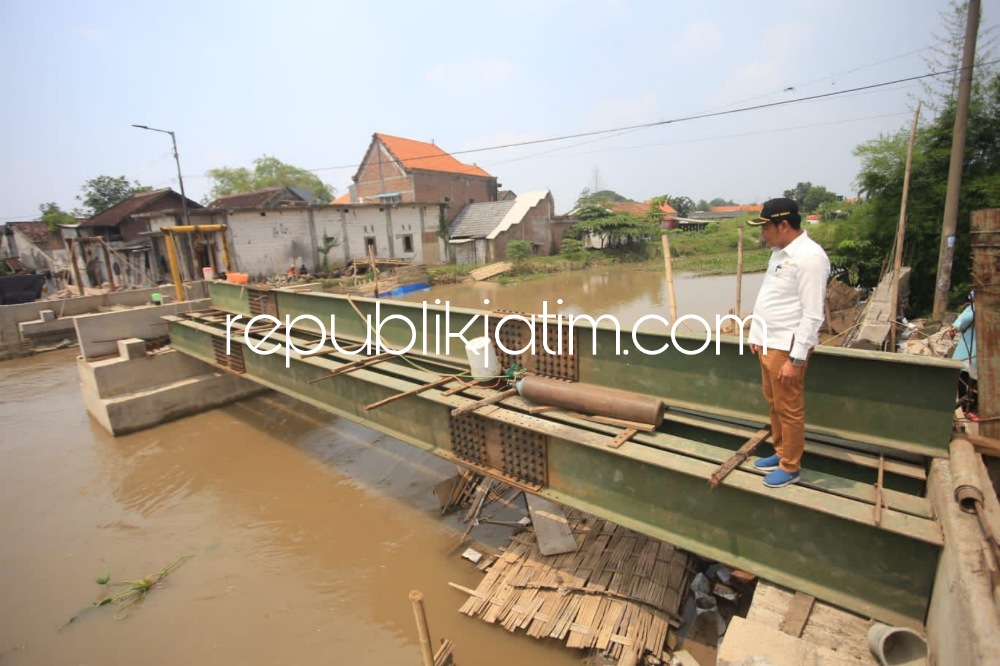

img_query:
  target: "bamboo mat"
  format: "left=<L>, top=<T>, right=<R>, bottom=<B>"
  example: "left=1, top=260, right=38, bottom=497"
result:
left=456, top=508, right=692, bottom=664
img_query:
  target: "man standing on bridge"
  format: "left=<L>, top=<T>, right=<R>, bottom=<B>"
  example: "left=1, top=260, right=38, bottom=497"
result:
left=746, top=198, right=830, bottom=488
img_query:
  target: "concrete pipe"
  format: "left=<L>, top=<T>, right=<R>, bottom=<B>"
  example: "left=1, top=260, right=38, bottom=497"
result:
left=515, top=375, right=665, bottom=427
left=866, top=623, right=928, bottom=666
left=950, top=438, right=985, bottom=514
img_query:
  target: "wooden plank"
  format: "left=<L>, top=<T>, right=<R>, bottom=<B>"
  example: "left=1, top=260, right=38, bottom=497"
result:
left=566, top=412, right=657, bottom=433
left=958, top=432, right=1000, bottom=457
left=526, top=494, right=579, bottom=556
left=608, top=427, right=640, bottom=449
left=780, top=591, right=816, bottom=638
left=709, top=427, right=771, bottom=487
left=469, top=261, right=513, bottom=281
left=306, top=352, right=393, bottom=383
left=663, top=409, right=926, bottom=481
left=874, top=455, right=885, bottom=527
left=364, top=375, right=454, bottom=410
left=451, top=387, right=518, bottom=417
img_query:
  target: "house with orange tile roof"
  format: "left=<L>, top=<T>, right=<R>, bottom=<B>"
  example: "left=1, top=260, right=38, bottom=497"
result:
left=350, top=133, right=498, bottom=223
left=607, top=200, right=679, bottom=230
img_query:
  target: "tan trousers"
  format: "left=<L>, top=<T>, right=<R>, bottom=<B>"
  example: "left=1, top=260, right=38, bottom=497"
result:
left=758, top=348, right=807, bottom=473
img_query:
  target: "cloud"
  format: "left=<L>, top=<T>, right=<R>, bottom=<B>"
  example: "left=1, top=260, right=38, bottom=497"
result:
left=588, top=92, right=658, bottom=130
left=670, top=20, right=723, bottom=56
left=75, top=28, right=107, bottom=43
left=706, top=21, right=813, bottom=109
left=760, top=20, right=813, bottom=44
left=424, top=58, right=517, bottom=85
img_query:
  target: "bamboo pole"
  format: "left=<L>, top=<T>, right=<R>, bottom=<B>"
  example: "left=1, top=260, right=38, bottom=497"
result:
left=368, top=244, right=379, bottom=297
left=735, top=226, right=744, bottom=317
left=99, top=239, right=116, bottom=290
left=409, top=590, right=435, bottom=666
left=888, top=103, right=921, bottom=351
left=661, top=235, right=677, bottom=322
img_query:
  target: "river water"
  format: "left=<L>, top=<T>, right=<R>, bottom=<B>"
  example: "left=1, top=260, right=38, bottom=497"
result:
left=401, top=266, right=765, bottom=331
left=0, top=268, right=762, bottom=665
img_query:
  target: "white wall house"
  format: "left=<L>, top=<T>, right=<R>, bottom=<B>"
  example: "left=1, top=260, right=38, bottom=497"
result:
left=141, top=202, right=445, bottom=279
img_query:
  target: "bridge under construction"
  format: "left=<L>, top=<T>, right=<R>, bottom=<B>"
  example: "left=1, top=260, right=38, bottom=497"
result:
left=160, top=281, right=961, bottom=629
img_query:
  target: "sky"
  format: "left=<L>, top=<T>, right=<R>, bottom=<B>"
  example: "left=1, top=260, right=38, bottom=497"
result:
left=1, top=0, right=997, bottom=221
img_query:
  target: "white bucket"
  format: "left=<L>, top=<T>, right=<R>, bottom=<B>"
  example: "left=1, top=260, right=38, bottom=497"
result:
left=202, top=267, right=215, bottom=281
left=465, top=336, right=500, bottom=379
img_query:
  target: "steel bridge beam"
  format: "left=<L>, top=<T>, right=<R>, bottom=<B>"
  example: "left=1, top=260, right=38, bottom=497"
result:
left=165, top=283, right=960, bottom=626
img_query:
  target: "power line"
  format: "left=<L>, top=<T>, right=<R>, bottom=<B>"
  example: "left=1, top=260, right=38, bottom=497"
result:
left=694, top=45, right=934, bottom=114
left=487, top=111, right=913, bottom=166
left=277, top=59, right=1000, bottom=176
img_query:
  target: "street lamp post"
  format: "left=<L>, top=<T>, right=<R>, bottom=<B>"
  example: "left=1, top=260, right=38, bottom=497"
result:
left=131, top=124, right=191, bottom=228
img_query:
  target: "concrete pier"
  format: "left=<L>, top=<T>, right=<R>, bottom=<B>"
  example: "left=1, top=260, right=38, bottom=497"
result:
left=75, top=302, right=263, bottom=436
left=0, top=282, right=208, bottom=348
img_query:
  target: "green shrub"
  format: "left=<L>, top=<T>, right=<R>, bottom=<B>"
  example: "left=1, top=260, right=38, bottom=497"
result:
left=559, top=238, right=584, bottom=255
left=506, top=240, right=533, bottom=262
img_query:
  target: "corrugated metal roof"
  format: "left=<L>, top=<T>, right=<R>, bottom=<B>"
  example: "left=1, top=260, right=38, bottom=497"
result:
left=486, top=190, right=550, bottom=240
left=80, top=188, right=202, bottom=228
left=375, top=133, right=493, bottom=178
left=449, top=200, right=517, bottom=239
left=208, top=187, right=307, bottom=209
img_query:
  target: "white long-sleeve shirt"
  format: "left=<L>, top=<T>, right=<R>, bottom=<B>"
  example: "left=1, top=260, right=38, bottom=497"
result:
left=748, top=230, right=831, bottom=359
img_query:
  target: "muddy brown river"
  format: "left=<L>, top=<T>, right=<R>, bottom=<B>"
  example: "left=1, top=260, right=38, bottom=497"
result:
left=0, top=269, right=761, bottom=665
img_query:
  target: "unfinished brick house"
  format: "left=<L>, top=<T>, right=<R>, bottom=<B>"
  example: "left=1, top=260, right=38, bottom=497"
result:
left=448, top=190, right=555, bottom=265
left=349, top=133, right=498, bottom=223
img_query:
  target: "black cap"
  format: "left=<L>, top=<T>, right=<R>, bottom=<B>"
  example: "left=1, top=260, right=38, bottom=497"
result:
left=748, top=197, right=801, bottom=226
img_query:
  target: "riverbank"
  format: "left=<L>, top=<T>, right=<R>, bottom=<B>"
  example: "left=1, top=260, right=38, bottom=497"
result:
left=428, top=244, right=772, bottom=285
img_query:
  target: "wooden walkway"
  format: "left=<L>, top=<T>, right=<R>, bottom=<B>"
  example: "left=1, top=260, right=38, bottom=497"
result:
left=456, top=507, right=692, bottom=664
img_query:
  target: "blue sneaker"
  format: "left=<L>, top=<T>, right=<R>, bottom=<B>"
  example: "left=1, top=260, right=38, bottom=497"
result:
left=763, top=469, right=800, bottom=488
left=753, top=454, right=781, bottom=472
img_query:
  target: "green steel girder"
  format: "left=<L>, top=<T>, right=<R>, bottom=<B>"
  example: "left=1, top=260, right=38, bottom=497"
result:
left=208, top=282, right=960, bottom=455
left=167, top=308, right=944, bottom=628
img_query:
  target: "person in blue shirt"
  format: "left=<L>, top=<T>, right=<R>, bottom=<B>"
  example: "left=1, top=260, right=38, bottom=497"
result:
left=948, top=291, right=978, bottom=421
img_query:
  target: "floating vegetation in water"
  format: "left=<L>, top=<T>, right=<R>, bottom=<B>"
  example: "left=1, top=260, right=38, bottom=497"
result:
left=61, top=555, right=192, bottom=629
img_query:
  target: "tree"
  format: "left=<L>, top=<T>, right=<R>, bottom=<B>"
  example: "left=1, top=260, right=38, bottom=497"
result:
left=78, top=176, right=149, bottom=215
left=709, top=197, right=736, bottom=207
left=575, top=188, right=629, bottom=209
left=570, top=204, right=659, bottom=248
left=665, top=195, right=694, bottom=217
left=782, top=182, right=840, bottom=213
left=849, top=68, right=1000, bottom=312
left=39, top=202, right=75, bottom=233
left=695, top=199, right=711, bottom=211
left=919, top=1, right=995, bottom=108
left=318, top=233, right=340, bottom=272
left=206, top=156, right=335, bottom=203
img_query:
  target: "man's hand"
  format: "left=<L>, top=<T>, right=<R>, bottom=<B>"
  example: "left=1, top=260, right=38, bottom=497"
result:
left=778, top=360, right=802, bottom=386
left=750, top=344, right=759, bottom=355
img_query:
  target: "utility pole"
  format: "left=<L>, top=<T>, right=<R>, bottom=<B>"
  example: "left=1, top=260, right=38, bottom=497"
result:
left=932, top=0, right=981, bottom=322
left=131, top=124, right=192, bottom=229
